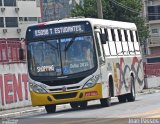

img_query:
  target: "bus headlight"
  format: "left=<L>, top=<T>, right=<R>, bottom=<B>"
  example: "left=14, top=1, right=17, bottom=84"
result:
left=83, top=75, right=100, bottom=89
left=29, top=82, right=47, bottom=93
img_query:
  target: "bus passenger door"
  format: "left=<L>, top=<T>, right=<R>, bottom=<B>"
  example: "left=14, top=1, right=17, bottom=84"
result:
left=95, top=31, right=109, bottom=98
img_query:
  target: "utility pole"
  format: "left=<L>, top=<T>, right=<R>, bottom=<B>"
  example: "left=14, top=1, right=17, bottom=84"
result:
left=96, top=0, right=103, bottom=19
left=142, top=0, right=149, bottom=56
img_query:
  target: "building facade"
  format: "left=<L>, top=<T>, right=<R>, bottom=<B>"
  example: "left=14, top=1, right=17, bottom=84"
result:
left=0, top=0, right=41, bottom=39
left=0, top=0, right=41, bottom=63
left=41, top=0, right=83, bottom=22
left=143, top=0, right=160, bottom=60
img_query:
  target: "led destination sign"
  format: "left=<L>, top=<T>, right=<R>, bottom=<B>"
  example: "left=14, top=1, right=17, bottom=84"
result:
left=33, top=25, right=85, bottom=38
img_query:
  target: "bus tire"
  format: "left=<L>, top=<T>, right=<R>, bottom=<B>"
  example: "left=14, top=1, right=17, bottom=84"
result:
left=126, top=76, right=136, bottom=102
left=109, top=77, right=114, bottom=97
left=80, top=101, right=88, bottom=109
left=45, top=104, right=56, bottom=113
left=100, top=98, right=111, bottom=107
left=118, top=95, right=127, bottom=103
left=70, top=102, right=79, bottom=109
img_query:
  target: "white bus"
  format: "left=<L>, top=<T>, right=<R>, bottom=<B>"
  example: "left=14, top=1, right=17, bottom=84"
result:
left=24, top=18, right=144, bottom=113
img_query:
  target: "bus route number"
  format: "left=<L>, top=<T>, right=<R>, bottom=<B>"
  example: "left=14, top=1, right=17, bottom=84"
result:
left=35, top=29, right=50, bottom=37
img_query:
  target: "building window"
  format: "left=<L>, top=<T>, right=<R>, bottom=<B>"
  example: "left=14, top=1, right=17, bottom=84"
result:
left=19, top=17, right=23, bottom=21
left=151, top=28, right=159, bottom=34
left=28, top=17, right=37, bottom=21
left=38, top=17, right=41, bottom=23
left=24, top=17, right=28, bottom=21
left=0, top=17, right=4, bottom=27
left=19, top=17, right=38, bottom=22
left=147, top=0, right=153, bottom=5
left=5, top=17, right=18, bottom=27
left=148, top=6, right=160, bottom=21
left=4, top=0, right=16, bottom=6
left=0, top=0, right=2, bottom=6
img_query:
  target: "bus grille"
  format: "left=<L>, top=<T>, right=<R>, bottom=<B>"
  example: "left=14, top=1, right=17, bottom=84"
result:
left=42, top=77, right=85, bottom=86
left=49, top=86, right=80, bottom=92
left=53, top=92, right=77, bottom=100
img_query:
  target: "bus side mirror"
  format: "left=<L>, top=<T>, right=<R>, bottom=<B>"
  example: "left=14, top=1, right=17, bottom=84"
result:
left=19, top=48, right=24, bottom=60
left=100, top=34, right=106, bottom=44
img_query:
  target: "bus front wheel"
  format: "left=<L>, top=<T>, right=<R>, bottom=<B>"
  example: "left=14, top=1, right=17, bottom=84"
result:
left=45, top=104, right=56, bottom=113
left=70, top=102, right=79, bottom=109
left=100, top=98, right=111, bottom=107
left=79, top=101, right=88, bottom=109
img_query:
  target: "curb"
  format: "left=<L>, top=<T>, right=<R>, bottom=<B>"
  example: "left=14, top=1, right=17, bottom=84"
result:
left=137, top=87, right=160, bottom=96
left=0, top=107, right=44, bottom=118
left=0, top=104, right=71, bottom=118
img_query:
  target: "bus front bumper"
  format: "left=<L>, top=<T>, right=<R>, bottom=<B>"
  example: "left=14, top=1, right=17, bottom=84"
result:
left=30, top=83, right=102, bottom=106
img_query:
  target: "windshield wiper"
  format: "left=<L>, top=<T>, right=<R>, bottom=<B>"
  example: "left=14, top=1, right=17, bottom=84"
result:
left=64, top=34, right=78, bottom=51
left=44, top=41, right=58, bottom=51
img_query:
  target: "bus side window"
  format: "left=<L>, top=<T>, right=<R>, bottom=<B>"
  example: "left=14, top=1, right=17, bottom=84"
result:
left=103, top=28, right=110, bottom=56
left=111, top=29, right=116, bottom=41
left=95, top=31, right=105, bottom=63
left=128, top=30, right=135, bottom=55
left=115, top=29, right=123, bottom=55
left=124, top=30, right=128, bottom=41
left=133, top=31, right=140, bottom=55
left=109, top=29, right=117, bottom=56
left=121, top=30, right=129, bottom=55
left=118, top=29, right=122, bottom=42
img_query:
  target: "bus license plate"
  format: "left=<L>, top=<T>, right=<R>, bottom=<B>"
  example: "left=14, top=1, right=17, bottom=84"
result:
left=85, top=91, right=98, bottom=96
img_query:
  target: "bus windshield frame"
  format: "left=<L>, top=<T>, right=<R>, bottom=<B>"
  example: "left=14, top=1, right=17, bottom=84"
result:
left=26, top=21, right=97, bottom=81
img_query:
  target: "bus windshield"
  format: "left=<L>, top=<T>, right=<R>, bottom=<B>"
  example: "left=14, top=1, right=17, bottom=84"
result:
left=28, top=35, right=96, bottom=77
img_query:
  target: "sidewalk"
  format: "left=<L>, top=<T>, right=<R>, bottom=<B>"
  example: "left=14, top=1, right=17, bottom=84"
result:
left=138, top=86, right=160, bottom=95
left=0, top=87, right=160, bottom=118
left=0, top=106, right=45, bottom=118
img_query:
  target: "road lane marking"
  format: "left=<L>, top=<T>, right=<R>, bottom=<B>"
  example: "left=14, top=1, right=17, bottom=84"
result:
left=148, top=115, right=160, bottom=118
left=41, top=113, right=65, bottom=118
left=60, top=118, right=129, bottom=124
left=119, top=108, right=160, bottom=118
left=85, top=118, right=128, bottom=124
left=61, top=119, right=97, bottom=124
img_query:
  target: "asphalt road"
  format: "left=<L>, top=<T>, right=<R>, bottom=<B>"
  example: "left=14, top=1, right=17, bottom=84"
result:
left=3, top=92, right=159, bottom=124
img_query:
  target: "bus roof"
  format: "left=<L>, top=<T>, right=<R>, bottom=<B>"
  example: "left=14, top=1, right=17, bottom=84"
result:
left=30, top=17, right=137, bottom=30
